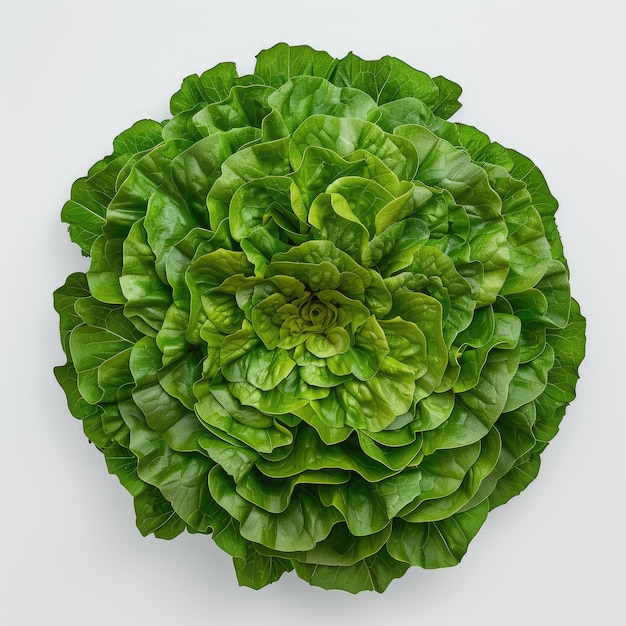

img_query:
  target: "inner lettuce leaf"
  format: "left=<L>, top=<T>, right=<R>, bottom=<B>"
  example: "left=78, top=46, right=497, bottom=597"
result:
left=55, top=43, right=586, bottom=594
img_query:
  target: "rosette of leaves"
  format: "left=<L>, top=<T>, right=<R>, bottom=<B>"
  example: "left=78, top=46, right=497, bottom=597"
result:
left=55, top=43, right=585, bottom=593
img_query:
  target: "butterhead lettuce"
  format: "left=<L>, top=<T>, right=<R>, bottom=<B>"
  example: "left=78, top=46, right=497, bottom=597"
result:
left=54, top=43, right=586, bottom=593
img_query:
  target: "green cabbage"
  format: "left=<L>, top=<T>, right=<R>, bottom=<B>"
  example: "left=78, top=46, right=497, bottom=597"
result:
left=54, top=43, right=586, bottom=593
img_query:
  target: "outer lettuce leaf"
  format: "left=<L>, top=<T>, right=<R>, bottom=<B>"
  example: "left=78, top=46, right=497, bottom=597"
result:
left=332, top=53, right=440, bottom=109
left=255, top=43, right=337, bottom=88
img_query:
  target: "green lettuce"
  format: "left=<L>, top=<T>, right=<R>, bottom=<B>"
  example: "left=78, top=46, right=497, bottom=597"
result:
left=55, top=43, right=586, bottom=593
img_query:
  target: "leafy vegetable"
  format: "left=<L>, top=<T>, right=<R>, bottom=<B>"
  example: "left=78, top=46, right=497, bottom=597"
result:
left=55, top=43, right=585, bottom=593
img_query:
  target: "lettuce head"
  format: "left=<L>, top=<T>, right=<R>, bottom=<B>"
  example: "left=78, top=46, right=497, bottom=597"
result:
left=54, top=43, right=586, bottom=593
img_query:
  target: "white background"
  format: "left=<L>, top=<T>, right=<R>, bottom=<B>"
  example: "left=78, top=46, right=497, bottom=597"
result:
left=2, top=1, right=624, bottom=624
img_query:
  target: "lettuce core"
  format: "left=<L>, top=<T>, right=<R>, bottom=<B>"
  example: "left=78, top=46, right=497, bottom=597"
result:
left=54, top=43, right=586, bottom=593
